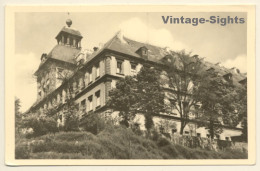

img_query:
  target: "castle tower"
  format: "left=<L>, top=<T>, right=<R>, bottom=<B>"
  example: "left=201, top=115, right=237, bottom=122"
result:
left=34, top=18, right=82, bottom=100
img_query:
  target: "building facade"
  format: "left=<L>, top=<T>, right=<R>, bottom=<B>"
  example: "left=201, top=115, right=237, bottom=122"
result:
left=28, top=19, right=247, bottom=141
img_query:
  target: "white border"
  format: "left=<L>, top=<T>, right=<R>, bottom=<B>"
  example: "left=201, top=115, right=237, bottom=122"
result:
left=1, top=0, right=259, bottom=170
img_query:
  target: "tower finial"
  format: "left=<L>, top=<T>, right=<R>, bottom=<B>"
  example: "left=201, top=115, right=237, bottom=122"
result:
left=66, top=12, right=72, bottom=27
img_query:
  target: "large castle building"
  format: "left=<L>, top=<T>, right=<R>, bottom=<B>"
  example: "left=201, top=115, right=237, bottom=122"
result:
left=27, top=19, right=247, bottom=141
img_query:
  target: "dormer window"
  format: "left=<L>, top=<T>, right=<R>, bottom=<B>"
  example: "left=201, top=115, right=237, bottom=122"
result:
left=206, top=67, right=215, bottom=72
left=223, top=73, right=233, bottom=81
left=136, top=46, right=148, bottom=59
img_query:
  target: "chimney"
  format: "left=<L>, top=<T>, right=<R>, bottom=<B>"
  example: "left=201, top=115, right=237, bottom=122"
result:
left=230, top=67, right=240, bottom=74
left=41, top=53, right=47, bottom=62
left=93, top=47, right=99, bottom=52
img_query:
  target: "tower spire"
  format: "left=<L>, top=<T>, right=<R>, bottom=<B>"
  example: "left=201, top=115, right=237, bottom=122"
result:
left=66, top=12, right=72, bottom=27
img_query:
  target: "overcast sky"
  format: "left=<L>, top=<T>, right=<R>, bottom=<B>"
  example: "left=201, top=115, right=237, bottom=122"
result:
left=15, top=12, right=247, bottom=112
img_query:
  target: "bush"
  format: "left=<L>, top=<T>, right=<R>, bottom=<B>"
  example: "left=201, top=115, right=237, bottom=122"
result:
left=30, top=152, right=88, bottom=159
left=157, top=137, right=171, bottom=147
left=80, top=113, right=106, bottom=134
left=22, top=115, right=58, bottom=137
left=150, top=129, right=160, bottom=141
left=15, top=126, right=248, bottom=159
left=15, top=144, right=30, bottom=159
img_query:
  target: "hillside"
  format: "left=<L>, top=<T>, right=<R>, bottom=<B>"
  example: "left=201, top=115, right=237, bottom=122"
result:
left=15, top=126, right=247, bottom=159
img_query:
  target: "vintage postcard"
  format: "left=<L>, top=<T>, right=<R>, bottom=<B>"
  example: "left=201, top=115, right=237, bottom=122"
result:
left=5, top=5, right=255, bottom=165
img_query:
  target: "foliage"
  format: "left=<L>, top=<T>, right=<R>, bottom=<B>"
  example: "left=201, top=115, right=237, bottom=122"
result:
left=135, top=67, right=166, bottom=132
left=157, top=137, right=171, bottom=147
left=15, top=97, right=22, bottom=136
left=161, top=51, right=204, bottom=134
left=15, top=144, right=30, bottom=159
left=80, top=112, right=106, bottom=135
left=15, top=127, right=247, bottom=159
left=107, top=67, right=165, bottom=132
left=22, top=114, right=58, bottom=137
left=62, top=100, right=80, bottom=132
left=107, top=76, right=138, bottom=127
left=196, top=69, right=240, bottom=139
left=235, top=85, right=247, bottom=141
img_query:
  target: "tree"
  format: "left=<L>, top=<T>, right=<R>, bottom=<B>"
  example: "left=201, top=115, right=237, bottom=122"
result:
left=80, top=112, right=106, bottom=134
left=161, top=51, right=204, bottom=134
left=235, top=84, right=247, bottom=141
left=135, top=67, right=165, bottom=133
left=15, top=97, right=22, bottom=135
left=107, top=76, right=138, bottom=127
left=107, top=67, right=165, bottom=133
left=196, top=70, right=240, bottom=139
left=62, top=100, right=80, bottom=132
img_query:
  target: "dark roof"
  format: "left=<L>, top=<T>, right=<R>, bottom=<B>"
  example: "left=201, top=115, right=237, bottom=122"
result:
left=201, top=61, right=246, bottom=87
left=82, top=33, right=171, bottom=64
left=47, top=44, right=80, bottom=64
left=81, top=32, right=246, bottom=84
left=55, top=26, right=83, bottom=39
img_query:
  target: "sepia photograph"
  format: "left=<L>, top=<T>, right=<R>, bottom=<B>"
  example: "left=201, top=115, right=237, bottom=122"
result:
left=5, top=5, right=256, bottom=165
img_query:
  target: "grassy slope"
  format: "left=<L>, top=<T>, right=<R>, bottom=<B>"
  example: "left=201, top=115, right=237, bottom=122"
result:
left=16, top=126, right=248, bottom=159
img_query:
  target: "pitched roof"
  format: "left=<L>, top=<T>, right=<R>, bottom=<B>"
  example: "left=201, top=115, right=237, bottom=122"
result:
left=47, top=44, right=80, bottom=64
left=82, top=32, right=171, bottom=64
left=80, top=32, right=246, bottom=82
left=55, top=26, right=83, bottom=39
left=201, top=61, right=246, bottom=87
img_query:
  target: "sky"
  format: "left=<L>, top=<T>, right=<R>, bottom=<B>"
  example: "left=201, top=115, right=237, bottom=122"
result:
left=15, top=12, right=247, bottom=112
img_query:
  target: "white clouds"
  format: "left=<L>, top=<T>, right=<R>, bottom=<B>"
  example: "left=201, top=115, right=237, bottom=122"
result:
left=222, top=54, right=247, bottom=73
left=15, top=52, right=39, bottom=112
left=118, top=17, right=188, bottom=51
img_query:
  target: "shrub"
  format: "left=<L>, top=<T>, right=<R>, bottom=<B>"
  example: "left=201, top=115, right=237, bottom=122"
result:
left=22, top=115, right=58, bottom=137
left=80, top=113, right=106, bottom=134
left=30, top=152, right=88, bottom=159
left=15, top=144, right=30, bottom=159
left=157, top=137, right=171, bottom=147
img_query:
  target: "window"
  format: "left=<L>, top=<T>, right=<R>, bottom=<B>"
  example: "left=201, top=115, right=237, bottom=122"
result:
left=80, top=99, right=86, bottom=113
left=96, top=63, right=100, bottom=79
left=172, top=128, right=177, bottom=134
left=184, top=131, right=189, bottom=135
left=169, top=99, right=178, bottom=115
left=159, top=126, right=164, bottom=133
left=89, top=68, right=93, bottom=84
left=116, top=60, right=123, bottom=74
left=95, top=90, right=101, bottom=108
left=197, top=133, right=201, bottom=137
left=131, top=63, right=137, bottom=75
left=143, top=49, right=147, bottom=55
left=58, top=114, right=63, bottom=121
left=88, top=95, right=93, bottom=111
left=57, top=68, right=64, bottom=79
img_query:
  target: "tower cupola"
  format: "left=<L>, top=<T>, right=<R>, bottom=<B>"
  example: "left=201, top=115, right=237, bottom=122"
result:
left=55, top=18, right=83, bottom=49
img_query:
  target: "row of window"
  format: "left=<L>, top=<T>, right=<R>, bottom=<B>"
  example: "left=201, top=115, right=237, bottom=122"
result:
left=79, top=90, right=101, bottom=113
left=116, top=60, right=138, bottom=75
left=86, top=62, right=100, bottom=85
